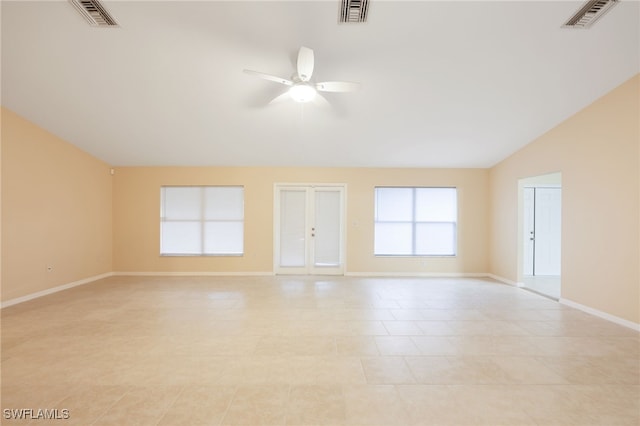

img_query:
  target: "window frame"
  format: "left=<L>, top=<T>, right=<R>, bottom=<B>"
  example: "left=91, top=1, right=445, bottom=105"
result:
left=160, top=185, right=245, bottom=257
left=374, top=186, right=458, bottom=257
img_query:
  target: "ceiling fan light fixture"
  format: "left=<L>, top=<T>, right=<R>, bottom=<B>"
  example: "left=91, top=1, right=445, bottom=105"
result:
left=289, top=84, right=316, bottom=103
left=244, top=46, right=359, bottom=106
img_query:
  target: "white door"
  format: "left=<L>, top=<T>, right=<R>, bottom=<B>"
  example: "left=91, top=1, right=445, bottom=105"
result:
left=534, top=188, right=562, bottom=276
left=523, top=187, right=561, bottom=276
left=275, top=185, right=345, bottom=275
left=523, top=187, right=535, bottom=276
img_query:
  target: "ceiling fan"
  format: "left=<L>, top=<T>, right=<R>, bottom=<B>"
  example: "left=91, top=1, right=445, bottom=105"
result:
left=243, top=46, right=360, bottom=104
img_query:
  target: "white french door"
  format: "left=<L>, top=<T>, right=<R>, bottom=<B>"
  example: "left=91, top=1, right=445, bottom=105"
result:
left=523, top=187, right=561, bottom=276
left=274, top=185, right=345, bottom=275
left=523, top=187, right=535, bottom=276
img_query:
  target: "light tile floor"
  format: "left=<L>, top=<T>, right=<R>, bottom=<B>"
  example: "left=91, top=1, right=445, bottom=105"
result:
left=1, top=276, right=638, bottom=425
left=522, top=275, right=561, bottom=300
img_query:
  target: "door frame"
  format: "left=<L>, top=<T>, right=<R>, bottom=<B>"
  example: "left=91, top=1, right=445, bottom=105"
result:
left=517, top=172, right=562, bottom=286
left=273, top=183, right=347, bottom=275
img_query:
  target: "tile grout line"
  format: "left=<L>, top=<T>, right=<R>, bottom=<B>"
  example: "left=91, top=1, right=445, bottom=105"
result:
left=90, top=386, right=133, bottom=426
left=216, top=385, right=240, bottom=426
left=152, top=384, right=186, bottom=426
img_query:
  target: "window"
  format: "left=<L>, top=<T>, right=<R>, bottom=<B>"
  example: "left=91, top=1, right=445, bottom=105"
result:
left=160, top=186, right=244, bottom=256
left=374, top=187, right=457, bottom=256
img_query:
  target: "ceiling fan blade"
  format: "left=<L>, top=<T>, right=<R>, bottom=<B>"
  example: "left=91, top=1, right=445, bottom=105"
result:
left=243, top=69, right=292, bottom=86
left=297, top=46, right=314, bottom=82
left=316, top=81, right=361, bottom=93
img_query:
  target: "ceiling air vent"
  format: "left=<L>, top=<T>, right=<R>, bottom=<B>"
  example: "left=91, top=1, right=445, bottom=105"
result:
left=563, top=0, right=619, bottom=28
left=69, top=0, right=118, bottom=27
left=340, top=0, right=370, bottom=23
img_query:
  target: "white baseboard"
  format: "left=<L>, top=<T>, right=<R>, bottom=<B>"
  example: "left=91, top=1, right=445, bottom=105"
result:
left=112, top=271, right=274, bottom=277
left=559, top=298, right=640, bottom=332
left=485, top=274, right=520, bottom=286
left=1, top=272, right=114, bottom=309
left=345, top=272, right=490, bottom=278
left=489, top=275, right=638, bottom=331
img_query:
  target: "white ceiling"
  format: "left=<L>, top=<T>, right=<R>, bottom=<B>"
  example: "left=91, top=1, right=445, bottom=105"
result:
left=2, top=0, right=639, bottom=168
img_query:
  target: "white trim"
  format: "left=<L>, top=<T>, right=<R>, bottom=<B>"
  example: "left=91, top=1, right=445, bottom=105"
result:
left=485, top=274, right=520, bottom=286
left=112, top=271, right=274, bottom=277
left=560, top=298, right=640, bottom=332
left=1, top=272, right=113, bottom=309
left=273, top=183, right=348, bottom=189
left=346, top=272, right=489, bottom=278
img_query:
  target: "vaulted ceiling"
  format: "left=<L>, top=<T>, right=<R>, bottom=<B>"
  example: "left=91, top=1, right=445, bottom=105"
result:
left=2, top=1, right=639, bottom=168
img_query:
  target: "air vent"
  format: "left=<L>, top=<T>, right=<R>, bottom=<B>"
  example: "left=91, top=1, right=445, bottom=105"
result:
left=563, top=0, right=619, bottom=28
left=340, top=0, right=370, bottom=23
left=69, top=0, right=118, bottom=27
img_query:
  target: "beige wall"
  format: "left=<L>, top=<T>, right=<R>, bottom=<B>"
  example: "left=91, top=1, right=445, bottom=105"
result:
left=113, top=167, right=489, bottom=275
left=4, top=75, right=638, bottom=326
left=489, top=74, right=640, bottom=323
left=1, top=108, right=113, bottom=302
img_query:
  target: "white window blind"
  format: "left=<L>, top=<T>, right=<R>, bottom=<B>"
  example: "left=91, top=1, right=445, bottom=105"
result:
left=374, top=187, right=457, bottom=256
left=160, top=186, right=244, bottom=256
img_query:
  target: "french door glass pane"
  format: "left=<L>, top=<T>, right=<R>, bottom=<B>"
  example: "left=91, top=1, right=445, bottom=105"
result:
left=161, top=221, right=201, bottom=254
left=374, top=223, right=412, bottom=255
left=279, top=190, right=307, bottom=267
left=314, top=190, right=341, bottom=266
left=415, top=222, right=456, bottom=255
